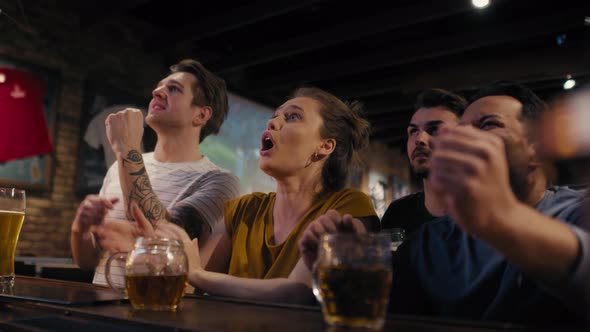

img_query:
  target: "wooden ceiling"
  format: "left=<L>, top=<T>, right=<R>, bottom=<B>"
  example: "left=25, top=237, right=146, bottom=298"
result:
left=75, top=0, right=590, bottom=149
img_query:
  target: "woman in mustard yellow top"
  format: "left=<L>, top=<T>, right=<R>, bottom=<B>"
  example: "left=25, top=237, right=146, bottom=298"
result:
left=98, top=87, right=379, bottom=304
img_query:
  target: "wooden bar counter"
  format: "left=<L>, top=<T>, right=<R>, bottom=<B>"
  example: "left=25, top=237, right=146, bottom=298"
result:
left=0, top=276, right=542, bottom=331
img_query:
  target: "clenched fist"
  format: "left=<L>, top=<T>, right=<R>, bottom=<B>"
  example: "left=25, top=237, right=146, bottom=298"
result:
left=105, top=108, right=144, bottom=155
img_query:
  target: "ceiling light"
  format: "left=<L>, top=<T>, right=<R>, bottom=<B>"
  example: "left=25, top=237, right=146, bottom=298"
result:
left=563, top=75, right=576, bottom=90
left=556, top=34, right=567, bottom=46
left=0, top=73, right=5, bottom=83
left=472, top=0, right=490, bottom=9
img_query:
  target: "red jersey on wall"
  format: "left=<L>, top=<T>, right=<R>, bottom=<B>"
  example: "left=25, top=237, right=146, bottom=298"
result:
left=0, top=67, right=54, bottom=162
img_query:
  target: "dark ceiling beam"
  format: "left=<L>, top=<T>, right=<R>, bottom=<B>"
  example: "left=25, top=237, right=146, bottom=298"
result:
left=212, top=1, right=472, bottom=73
left=251, top=8, right=586, bottom=94
left=80, top=0, right=151, bottom=29
left=365, top=48, right=590, bottom=133
left=149, top=0, right=322, bottom=50
left=362, top=50, right=590, bottom=133
left=338, top=44, right=590, bottom=99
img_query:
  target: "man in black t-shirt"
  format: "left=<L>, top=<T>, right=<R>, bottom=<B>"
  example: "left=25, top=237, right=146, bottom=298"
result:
left=381, top=89, right=466, bottom=234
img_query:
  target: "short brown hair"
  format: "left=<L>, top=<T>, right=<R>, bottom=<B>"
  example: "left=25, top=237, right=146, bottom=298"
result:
left=292, top=87, right=370, bottom=193
left=414, top=88, right=467, bottom=117
left=170, top=59, right=229, bottom=142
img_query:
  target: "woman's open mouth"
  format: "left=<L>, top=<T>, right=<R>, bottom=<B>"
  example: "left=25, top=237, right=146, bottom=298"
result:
left=261, top=132, right=275, bottom=152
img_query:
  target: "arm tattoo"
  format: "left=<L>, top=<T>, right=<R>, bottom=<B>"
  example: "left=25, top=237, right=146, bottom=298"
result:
left=130, top=167, right=146, bottom=176
left=125, top=149, right=143, bottom=163
left=121, top=149, right=170, bottom=224
left=170, top=205, right=208, bottom=239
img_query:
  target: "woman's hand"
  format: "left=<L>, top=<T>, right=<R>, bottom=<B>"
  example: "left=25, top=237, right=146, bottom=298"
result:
left=147, top=215, right=203, bottom=294
left=153, top=220, right=203, bottom=273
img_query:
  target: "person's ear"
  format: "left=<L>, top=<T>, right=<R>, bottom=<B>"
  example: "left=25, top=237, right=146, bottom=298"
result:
left=527, top=141, right=543, bottom=169
left=316, top=138, right=336, bottom=159
left=193, top=106, right=212, bottom=127
left=525, top=122, right=542, bottom=169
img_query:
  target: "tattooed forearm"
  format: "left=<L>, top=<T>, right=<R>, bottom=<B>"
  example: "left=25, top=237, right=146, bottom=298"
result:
left=119, top=149, right=170, bottom=225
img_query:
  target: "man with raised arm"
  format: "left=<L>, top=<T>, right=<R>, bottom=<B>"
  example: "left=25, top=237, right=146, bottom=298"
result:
left=71, top=59, right=240, bottom=287
left=300, top=82, right=589, bottom=326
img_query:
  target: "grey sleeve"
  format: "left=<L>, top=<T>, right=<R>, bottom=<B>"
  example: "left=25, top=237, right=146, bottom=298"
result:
left=565, top=225, right=590, bottom=307
left=176, top=171, right=241, bottom=233
left=541, top=224, right=590, bottom=315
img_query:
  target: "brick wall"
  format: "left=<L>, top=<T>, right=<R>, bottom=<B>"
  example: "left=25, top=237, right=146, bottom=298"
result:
left=0, top=0, right=166, bottom=257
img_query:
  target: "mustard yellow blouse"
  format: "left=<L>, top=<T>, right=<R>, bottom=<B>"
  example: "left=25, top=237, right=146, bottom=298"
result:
left=224, top=188, right=377, bottom=279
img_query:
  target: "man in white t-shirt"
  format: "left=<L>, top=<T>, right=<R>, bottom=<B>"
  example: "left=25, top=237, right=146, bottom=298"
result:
left=70, top=59, right=240, bottom=287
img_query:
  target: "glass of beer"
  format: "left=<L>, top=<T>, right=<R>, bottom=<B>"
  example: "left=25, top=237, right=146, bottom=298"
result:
left=0, top=188, right=26, bottom=286
left=312, top=233, right=392, bottom=330
left=106, top=237, right=188, bottom=311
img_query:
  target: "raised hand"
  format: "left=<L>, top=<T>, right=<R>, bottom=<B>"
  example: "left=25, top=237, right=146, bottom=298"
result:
left=429, top=126, right=519, bottom=236
left=105, top=108, right=144, bottom=155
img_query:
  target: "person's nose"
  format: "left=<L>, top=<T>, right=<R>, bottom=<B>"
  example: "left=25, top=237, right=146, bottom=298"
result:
left=266, top=116, right=283, bottom=131
left=152, top=85, right=166, bottom=100
left=415, top=130, right=430, bottom=146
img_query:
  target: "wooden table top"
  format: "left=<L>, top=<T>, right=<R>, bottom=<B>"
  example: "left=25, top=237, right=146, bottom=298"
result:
left=0, top=276, right=549, bottom=332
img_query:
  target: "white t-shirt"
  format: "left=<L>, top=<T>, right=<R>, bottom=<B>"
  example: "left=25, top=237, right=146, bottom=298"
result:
left=93, top=152, right=240, bottom=287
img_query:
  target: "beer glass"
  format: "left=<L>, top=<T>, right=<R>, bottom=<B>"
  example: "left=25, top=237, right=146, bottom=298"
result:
left=312, top=233, right=392, bottom=330
left=0, top=188, right=26, bottom=286
left=106, top=237, right=188, bottom=311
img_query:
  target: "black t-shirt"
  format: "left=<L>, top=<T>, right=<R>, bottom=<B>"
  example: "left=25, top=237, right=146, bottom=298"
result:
left=381, top=191, right=435, bottom=235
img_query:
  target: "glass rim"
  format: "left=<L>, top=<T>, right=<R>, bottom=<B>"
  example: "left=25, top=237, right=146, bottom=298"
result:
left=0, top=187, right=26, bottom=212
left=380, top=227, right=406, bottom=233
left=320, top=232, right=390, bottom=243
left=316, top=232, right=393, bottom=266
left=135, top=236, right=183, bottom=247
left=0, top=187, right=26, bottom=194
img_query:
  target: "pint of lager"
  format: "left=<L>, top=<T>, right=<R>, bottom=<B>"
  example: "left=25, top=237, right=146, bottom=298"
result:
left=0, top=188, right=26, bottom=286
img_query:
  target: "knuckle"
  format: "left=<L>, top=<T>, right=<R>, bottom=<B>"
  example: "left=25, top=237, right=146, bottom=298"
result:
left=490, top=135, right=503, bottom=148
left=470, top=162, right=484, bottom=177
left=479, top=145, right=493, bottom=161
left=311, top=222, right=322, bottom=232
